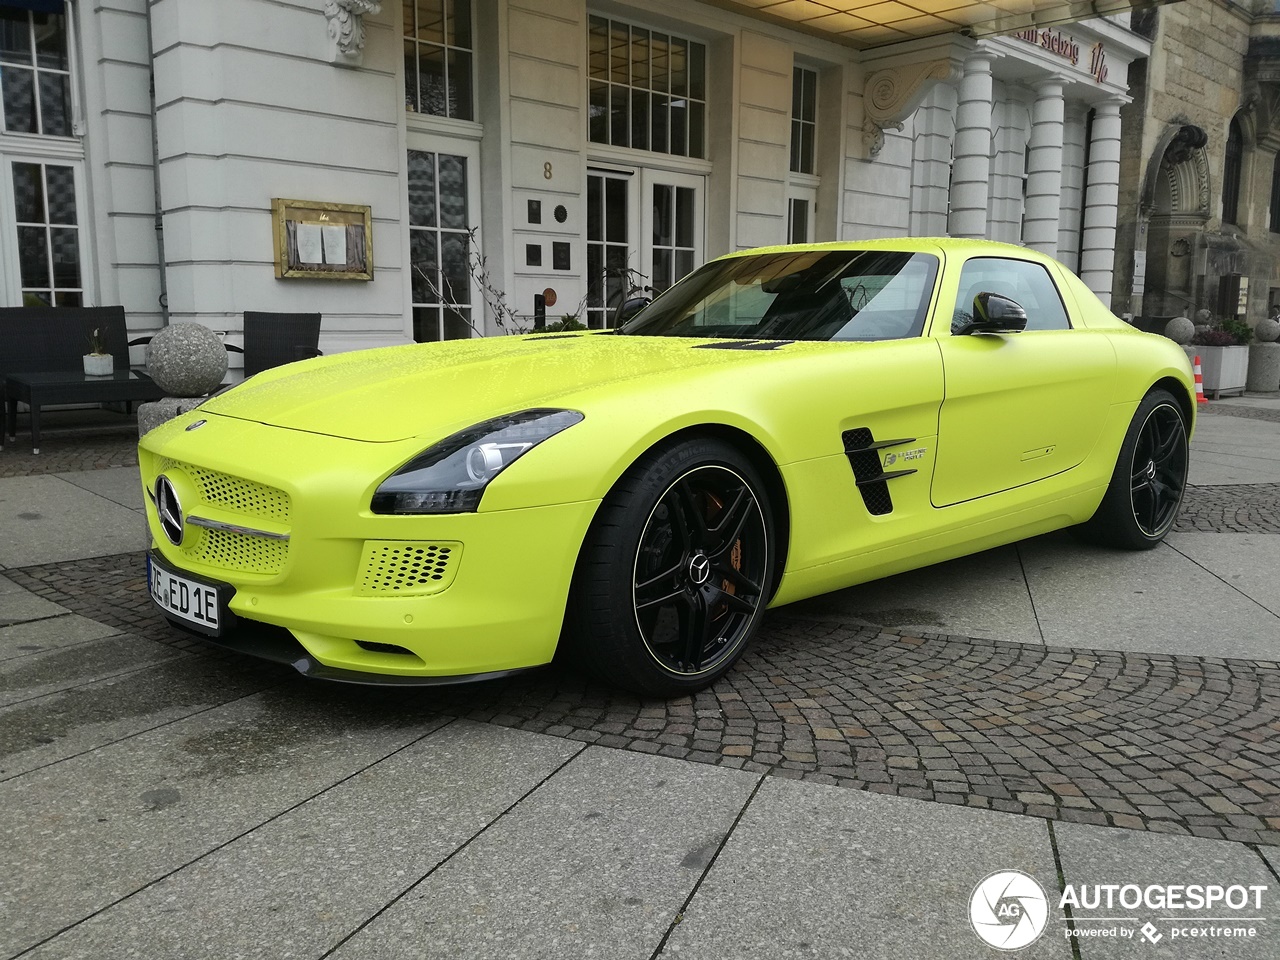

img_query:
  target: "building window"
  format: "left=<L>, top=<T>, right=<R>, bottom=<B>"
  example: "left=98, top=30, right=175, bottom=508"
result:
left=1270, top=153, right=1280, bottom=233
left=14, top=161, right=80, bottom=306
left=404, top=0, right=473, bottom=121
left=587, top=16, right=705, bottom=158
left=790, top=67, right=816, bottom=175
left=408, top=149, right=474, bottom=341
left=0, top=8, right=71, bottom=137
left=1222, top=116, right=1243, bottom=226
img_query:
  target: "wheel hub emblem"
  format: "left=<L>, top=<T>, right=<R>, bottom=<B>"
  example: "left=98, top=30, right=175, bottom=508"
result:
left=1145, top=460, right=1156, bottom=479
left=155, top=475, right=184, bottom=546
left=688, top=553, right=711, bottom=585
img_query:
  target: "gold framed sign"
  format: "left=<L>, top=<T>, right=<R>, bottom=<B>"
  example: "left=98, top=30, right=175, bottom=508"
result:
left=271, top=198, right=373, bottom=281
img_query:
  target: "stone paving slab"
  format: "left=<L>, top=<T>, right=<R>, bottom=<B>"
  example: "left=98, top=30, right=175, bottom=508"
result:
left=1054, top=821, right=1278, bottom=958
left=0, top=475, right=147, bottom=566
left=0, top=573, right=68, bottom=624
left=1165, top=532, right=1280, bottom=619
left=0, top=686, right=448, bottom=957
left=56, top=466, right=145, bottom=512
left=24, top=721, right=578, bottom=960
left=329, top=746, right=759, bottom=960
left=1021, top=533, right=1280, bottom=660
left=664, top=776, right=1069, bottom=959
left=1261, top=846, right=1280, bottom=877
left=783, top=544, right=1043, bottom=646
left=0, top=654, right=274, bottom=782
left=0, top=613, right=120, bottom=662
left=0, top=633, right=183, bottom=709
left=1189, top=413, right=1280, bottom=485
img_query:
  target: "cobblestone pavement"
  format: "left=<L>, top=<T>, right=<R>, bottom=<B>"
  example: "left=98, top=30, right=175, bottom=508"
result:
left=0, top=419, right=138, bottom=478
left=1206, top=403, right=1280, bottom=424
left=1174, top=482, right=1280, bottom=533
left=9, top=551, right=1279, bottom=847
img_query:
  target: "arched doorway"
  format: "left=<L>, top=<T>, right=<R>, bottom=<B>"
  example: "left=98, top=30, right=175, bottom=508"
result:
left=1141, top=124, right=1210, bottom=319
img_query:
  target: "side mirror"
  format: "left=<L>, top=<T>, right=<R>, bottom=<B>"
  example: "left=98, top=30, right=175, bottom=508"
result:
left=956, top=292, right=1028, bottom=335
left=615, top=296, right=651, bottom=325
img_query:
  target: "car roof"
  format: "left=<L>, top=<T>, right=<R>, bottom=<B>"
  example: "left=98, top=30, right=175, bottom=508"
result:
left=718, top=237, right=1051, bottom=262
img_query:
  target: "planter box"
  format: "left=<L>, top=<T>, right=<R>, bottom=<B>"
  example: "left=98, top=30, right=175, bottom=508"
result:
left=83, top=353, right=114, bottom=376
left=1197, top=345, right=1249, bottom=399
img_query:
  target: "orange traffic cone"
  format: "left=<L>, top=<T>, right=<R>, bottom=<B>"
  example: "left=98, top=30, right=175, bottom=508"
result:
left=1193, top=355, right=1208, bottom=405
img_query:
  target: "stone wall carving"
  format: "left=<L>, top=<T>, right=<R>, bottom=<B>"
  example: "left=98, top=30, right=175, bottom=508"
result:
left=325, top=0, right=382, bottom=67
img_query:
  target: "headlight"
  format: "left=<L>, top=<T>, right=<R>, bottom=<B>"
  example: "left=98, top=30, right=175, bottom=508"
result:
left=371, top=409, right=584, bottom=514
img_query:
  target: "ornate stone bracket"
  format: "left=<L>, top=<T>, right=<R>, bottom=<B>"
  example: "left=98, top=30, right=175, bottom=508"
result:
left=862, top=118, right=902, bottom=159
left=325, top=0, right=382, bottom=68
left=859, top=35, right=971, bottom=160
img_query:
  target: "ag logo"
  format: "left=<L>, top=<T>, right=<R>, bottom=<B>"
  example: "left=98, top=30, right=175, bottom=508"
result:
left=969, top=870, right=1049, bottom=950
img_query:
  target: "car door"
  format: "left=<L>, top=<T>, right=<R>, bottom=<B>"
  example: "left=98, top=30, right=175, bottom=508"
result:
left=930, top=255, right=1115, bottom=507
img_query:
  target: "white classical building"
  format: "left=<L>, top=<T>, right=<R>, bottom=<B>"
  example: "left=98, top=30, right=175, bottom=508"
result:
left=0, top=0, right=1149, bottom=359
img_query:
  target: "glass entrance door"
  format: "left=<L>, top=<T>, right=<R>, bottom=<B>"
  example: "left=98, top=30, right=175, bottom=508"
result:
left=641, top=169, right=702, bottom=297
left=586, top=166, right=703, bottom=327
left=586, top=169, right=631, bottom=329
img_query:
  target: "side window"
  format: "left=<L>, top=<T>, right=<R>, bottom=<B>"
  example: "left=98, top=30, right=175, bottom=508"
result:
left=952, top=258, right=1070, bottom=333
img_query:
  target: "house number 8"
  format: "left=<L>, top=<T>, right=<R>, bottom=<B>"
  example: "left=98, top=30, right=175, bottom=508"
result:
left=543, top=162, right=553, bottom=180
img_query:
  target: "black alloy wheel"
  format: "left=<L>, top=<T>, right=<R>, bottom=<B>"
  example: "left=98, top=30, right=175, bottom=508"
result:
left=632, top=465, right=769, bottom=678
left=1128, top=401, right=1188, bottom=539
left=1075, top=388, right=1189, bottom=550
left=566, top=438, right=776, bottom=697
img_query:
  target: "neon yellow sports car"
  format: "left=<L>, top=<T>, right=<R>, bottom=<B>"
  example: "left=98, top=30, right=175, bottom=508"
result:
left=139, top=239, right=1194, bottom=697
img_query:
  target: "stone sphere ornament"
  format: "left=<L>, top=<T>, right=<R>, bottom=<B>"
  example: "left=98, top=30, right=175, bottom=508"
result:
left=1194, top=308, right=1213, bottom=325
left=1163, top=316, right=1195, bottom=345
left=146, top=321, right=228, bottom=397
left=1255, top=318, right=1280, bottom=343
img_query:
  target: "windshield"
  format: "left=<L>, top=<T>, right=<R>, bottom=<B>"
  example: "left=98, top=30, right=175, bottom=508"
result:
left=619, top=249, right=940, bottom=341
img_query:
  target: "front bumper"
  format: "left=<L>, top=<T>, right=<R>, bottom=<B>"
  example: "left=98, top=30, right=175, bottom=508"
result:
left=140, top=414, right=600, bottom=680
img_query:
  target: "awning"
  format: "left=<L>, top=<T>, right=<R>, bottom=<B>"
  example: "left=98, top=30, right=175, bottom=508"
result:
left=0, top=1, right=65, bottom=14
left=700, top=0, right=1167, bottom=50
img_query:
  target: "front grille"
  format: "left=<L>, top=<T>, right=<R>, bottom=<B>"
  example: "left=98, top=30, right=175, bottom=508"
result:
left=155, top=458, right=292, bottom=576
left=158, top=458, right=291, bottom=523
left=184, top=526, right=289, bottom=576
left=356, top=541, right=462, bottom=596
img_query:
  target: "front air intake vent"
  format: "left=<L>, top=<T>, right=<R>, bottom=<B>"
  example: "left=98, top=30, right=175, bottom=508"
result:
left=355, top=541, right=463, bottom=596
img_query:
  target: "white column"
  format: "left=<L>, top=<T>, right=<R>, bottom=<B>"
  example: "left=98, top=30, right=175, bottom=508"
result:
left=1021, top=78, right=1066, bottom=256
left=947, top=55, right=993, bottom=240
left=1079, top=99, right=1125, bottom=306
left=1057, top=105, right=1088, bottom=271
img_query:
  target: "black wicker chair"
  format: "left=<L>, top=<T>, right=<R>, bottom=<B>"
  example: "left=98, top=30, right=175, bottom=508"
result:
left=228, top=312, right=323, bottom=377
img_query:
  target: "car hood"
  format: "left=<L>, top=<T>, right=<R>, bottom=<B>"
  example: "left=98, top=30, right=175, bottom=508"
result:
left=201, top=333, right=803, bottom=443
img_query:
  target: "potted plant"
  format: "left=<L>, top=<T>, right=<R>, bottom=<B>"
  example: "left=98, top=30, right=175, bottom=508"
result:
left=83, top=328, right=114, bottom=376
left=1192, top=317, right=1250, bottom=399
left=543, top=314, right=586, bottom=333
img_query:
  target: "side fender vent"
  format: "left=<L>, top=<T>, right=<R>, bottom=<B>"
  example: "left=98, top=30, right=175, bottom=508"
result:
left=841, top=428, right=917, bottom=517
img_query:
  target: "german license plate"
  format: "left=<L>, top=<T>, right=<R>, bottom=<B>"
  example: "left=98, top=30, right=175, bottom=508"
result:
left=148, top=555, right=222, bottom=632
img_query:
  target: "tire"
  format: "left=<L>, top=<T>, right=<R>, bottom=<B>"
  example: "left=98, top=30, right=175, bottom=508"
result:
left=566, top=437, right=775, bottom=697
left=1075, top=388, right=1189, bottom=550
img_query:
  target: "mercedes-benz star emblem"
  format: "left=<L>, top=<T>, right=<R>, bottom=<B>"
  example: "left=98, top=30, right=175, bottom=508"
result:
left=155, top=476, right=184, bottom=546
left=688, top=554, right=712, bottom=585
left=185, top=419, right=207, bottom=431
left=1145, top=460, right=1157, bottom=479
